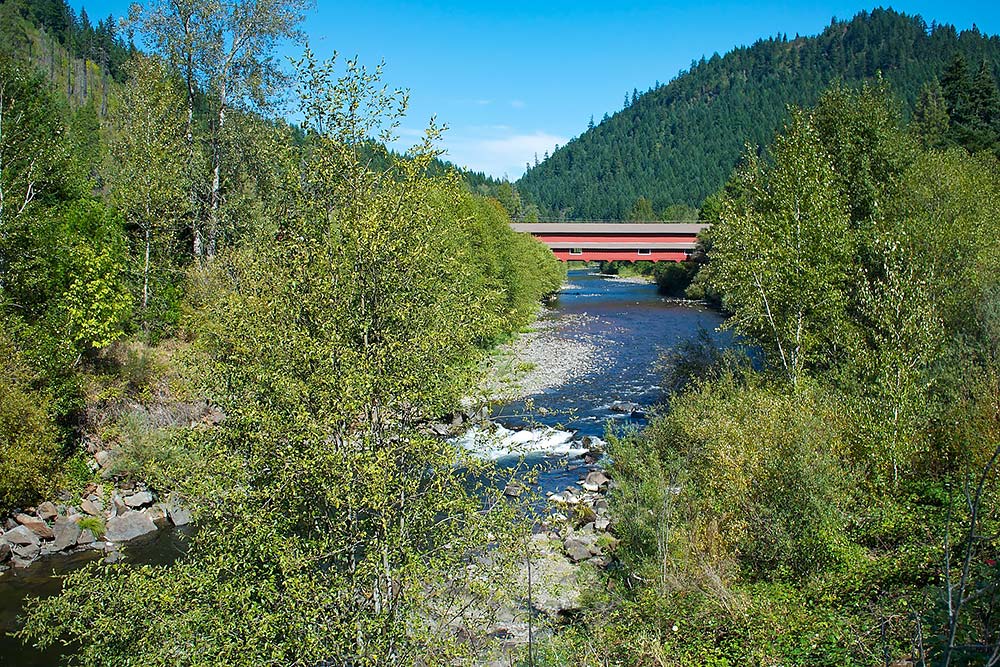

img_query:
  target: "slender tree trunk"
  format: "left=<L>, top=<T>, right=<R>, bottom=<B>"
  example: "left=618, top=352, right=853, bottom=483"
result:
left=207, top=83, right=227, bottom=259
left=143, top=225, right=151, bottom=334
left=184, top=44, right=201, bottom=260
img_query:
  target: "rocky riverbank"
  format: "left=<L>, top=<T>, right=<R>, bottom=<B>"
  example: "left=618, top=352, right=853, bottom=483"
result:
left=474, top=309, right=602, bottom=403
left=0, top=483, right=190, bottom=572
left=478, top=464, right=619, bottom=665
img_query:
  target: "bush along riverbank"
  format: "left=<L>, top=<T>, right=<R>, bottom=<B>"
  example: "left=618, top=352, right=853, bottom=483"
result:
left=598, top=258, right=722, bottom=306
left=10, top=48, right=567, bottom=664
left=528, top=83, right=1000, bottom=666
left=0, top=340, right=217, bottom=571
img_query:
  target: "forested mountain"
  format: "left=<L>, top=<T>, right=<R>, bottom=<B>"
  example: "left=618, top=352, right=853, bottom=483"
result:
left=0, top=0, right=134, bottom=87
left=517, top=8, right=1000, bottom=219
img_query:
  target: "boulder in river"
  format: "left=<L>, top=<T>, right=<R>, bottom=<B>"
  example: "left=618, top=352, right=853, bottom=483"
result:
left=105, top=511, right=157, bottom=542
left=609, top=401, right=641, bottom=414
left=582, top=470, right=611, bottom=492
left=36, top=501, right=58, bottom=521
left=15, top=514, right=53, bottom=540
left=52, top=518, right=82, bottom=551
left=0, top=536, right=10, bottom=562
left=12, top=541, right=40, bottom=564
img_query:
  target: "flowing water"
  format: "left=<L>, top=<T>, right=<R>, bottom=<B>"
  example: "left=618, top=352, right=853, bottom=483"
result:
left=0, top=527, right=190, bottom=666
left=457, top=268, right=729, bottom=494
left=0, top=268, right=728, bottom=664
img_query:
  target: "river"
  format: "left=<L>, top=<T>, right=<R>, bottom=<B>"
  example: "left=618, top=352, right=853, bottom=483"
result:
left=0, top=268, right=727, bottom=665
left=459, top=267, right=729, bottom=494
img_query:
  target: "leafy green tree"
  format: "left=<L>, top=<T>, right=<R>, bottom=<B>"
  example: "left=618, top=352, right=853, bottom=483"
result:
left=627, top=195, right=655, bottom=221
left=107, top=54, right=190, bottom=336
left=133, top=0, right=309, bottom=260
left=19, top=49, right=557, bottom=666
left=0, top=321, right=60, bottom=513
left=0, top=57, right=73, bottom=231
left=968, top=61, right=1000, bottom=153
left=712, top=110, right=854, bottom=387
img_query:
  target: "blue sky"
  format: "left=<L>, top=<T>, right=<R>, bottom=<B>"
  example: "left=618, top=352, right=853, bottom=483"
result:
left=78, top=1, right=1000, bottom=179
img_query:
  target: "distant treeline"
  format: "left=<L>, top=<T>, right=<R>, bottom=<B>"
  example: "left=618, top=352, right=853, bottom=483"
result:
left=0, top=0, right=135, bottom=79
left=518, top=8, right=1000, bottom=219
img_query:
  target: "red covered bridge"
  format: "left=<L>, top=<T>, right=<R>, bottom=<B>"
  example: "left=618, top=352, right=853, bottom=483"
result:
left=510, top=222, right=709, bottom=262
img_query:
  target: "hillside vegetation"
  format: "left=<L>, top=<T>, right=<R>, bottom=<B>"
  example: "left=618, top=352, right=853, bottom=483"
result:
left=517, top=9, right=1000, bottom=219
left=533, top=80, right=1000, bottom=667
left=2, top=1, right=564, bottom=661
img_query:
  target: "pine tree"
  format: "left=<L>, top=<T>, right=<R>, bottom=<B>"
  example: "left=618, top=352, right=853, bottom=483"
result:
left=968, top=61, right=1000, bottom=153
left=911, top=82, right=950, bottom=149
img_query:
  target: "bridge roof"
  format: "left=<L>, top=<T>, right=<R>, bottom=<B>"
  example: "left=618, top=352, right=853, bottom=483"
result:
left=544, top=241, right=699, bottom=250
left=511, top=222, right=709, bottom=234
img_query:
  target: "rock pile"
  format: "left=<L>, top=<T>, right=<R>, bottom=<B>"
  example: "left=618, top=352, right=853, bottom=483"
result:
left=0, top=484, right=190, bottom=571
left=544, top=469, right=618, bottom=565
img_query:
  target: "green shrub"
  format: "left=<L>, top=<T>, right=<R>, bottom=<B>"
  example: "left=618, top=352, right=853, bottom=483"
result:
left=121, top=345, right=160, bottom=396
left=611, top=376, right=852, bottom=586
left=651, top=261, right=698, bottom=297
left=77, top=515, right=105, bottom=538
left=0, top=327, right=61, bottom=513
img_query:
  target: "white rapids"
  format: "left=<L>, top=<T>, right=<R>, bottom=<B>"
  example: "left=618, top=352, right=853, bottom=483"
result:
left=452, top=423, right=589, bottom=461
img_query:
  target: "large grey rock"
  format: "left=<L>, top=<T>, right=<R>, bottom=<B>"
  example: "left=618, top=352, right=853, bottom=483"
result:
left=585, top=470, right=610, bottom=489
left=609, top=401, right=641, bottom=414
left=0, top=537, right=10, bottom=562
left=52, top=518, right=82, bottom=551
left=36, top=501, right=58, bottom=521
left=76, top=529, right=97, bottom=546
left=80, top=498, right=103, bottom=516
left=124, top=491, right=154, bottom=509
left=167, top=503, right=192, bottom=527
left=563, top=537, right=592, bottom=563
left=15, top=514, right=53, bottom=539
left=94, top=450, right=112, bottom=468
left=105, top=511, right=156, bottom=542
left=4, top=525, right=40, bottom=546
left=11, top=541, right=40, bottom=560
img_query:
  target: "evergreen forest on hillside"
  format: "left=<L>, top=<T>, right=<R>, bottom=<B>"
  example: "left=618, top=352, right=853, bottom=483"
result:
left=1, top=1, right=1000, bottom=665
left=518, top=8, right=1000, bottom=219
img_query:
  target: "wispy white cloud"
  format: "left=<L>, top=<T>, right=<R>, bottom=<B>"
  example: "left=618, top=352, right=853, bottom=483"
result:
left=510, top=100, right=525, bottom=109
left=443, top=130, right=567, bottom=180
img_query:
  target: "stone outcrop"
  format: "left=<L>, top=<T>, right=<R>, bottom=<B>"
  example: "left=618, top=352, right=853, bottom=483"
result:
left=105, top=511, right=157, bottom=542
left=1, top=484, right=192, bottom=572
